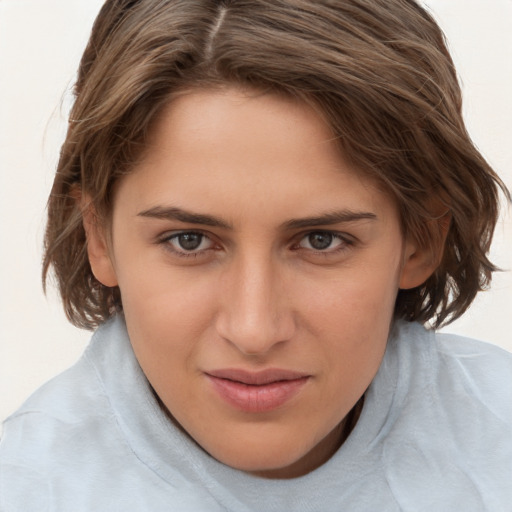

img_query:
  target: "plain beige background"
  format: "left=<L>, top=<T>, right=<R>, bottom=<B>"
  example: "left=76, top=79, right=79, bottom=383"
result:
left=1, top=0, right=511, bottom=425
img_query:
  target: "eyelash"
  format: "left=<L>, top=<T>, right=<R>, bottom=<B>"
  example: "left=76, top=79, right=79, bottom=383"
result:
left=158, top=230, right=355, bottom=260
left=292, top=231, right=354, bottom=255
left=158, top=231, right=216, bottom=259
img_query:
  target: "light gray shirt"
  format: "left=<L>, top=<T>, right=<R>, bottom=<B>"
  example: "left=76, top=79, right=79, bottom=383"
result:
left=1, top=316, right=511, bottom=511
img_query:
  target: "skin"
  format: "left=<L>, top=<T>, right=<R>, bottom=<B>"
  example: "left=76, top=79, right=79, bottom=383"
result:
left=85, top=87, right=436, bottom=478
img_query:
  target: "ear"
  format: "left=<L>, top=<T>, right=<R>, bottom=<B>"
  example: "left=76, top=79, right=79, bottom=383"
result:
left=398, top=241, right=438, bottom=290
left=399, top=214, right=450, bottom=290
left=80, top=196, right=119, bottom=288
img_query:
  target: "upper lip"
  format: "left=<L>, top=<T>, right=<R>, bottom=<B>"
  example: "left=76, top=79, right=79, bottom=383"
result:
left=205, top=368, right=310, bottom=385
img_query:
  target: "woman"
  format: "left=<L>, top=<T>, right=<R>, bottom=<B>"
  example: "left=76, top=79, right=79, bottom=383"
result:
left=1, top=1, right=511, bottom=510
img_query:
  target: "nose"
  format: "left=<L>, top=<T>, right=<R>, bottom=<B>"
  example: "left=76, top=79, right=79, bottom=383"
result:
left=215, top=253, right=296, bottom=356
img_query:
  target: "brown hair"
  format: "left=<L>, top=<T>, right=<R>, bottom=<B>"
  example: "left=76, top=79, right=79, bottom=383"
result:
left=43, top=0, right=509, bottom=330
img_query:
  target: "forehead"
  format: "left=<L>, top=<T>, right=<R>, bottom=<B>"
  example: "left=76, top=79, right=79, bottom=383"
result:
left=147, top=87, right=335, bottom=164
left=114, top=87, right=399, bottom=229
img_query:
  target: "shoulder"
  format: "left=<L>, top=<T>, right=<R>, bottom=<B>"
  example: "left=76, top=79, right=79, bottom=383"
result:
left=394, top=322, right=512, bottom=420
left=381, top=321, right=512, bottom=431
left=1, top=331, right=111, bottom=433
left=433, top=330, right=512, bottom=424
left=379, top=323, right=512, bottom=508
left=392, top=321, right=512, bottom=405
left=2, top=317, right=128, bottom=432
left=0, top=344, right=113, bottom=467
left=387, top=321, right=512, bottom=452
left=0, top=318, right=163, bottom=510
left=0, top=357, right=100, bottom=510
left=435, top=329, right=512, bottom=366
left=0, top=324, right=127, bottom=509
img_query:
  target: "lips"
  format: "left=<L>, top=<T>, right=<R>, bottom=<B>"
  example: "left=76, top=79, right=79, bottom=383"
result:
left=205, top=368, right=310, bottom=412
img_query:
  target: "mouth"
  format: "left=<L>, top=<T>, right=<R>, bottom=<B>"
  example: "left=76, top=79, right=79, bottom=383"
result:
left=205, top=369, right=311, bottom=413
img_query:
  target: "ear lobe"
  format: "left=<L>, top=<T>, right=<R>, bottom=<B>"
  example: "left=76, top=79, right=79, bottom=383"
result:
left=81, top=198, right=118, bottom=288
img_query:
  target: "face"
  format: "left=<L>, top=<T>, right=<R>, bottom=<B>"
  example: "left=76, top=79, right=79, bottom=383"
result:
left=86, top=87, right=433, bottom=478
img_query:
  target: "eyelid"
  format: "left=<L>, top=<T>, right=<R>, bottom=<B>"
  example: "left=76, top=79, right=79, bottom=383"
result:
left=158, top=229, right=218, bottom=257
left=156, top=228, right=356, bottom=260
left=292, top=230, right=356, bottom=253
left=158, top=228, right=210, bottom=242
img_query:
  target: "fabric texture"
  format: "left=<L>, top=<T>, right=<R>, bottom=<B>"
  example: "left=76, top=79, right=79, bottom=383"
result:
left=1, top=316, right=511, bottom=511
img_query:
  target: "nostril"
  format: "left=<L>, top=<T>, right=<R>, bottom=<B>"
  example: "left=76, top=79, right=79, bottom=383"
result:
left=215, top=310, right=295, bottom=356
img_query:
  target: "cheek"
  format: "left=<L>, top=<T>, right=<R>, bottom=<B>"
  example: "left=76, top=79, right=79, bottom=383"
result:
left=302, top=263, right=400, bottom=329
left=119, top=269, right=218, bottom=405
left=117, top=265, right=226, bottom=391
left=297, top=262, right=400, bottom=381
left=120, top=267, right=219, bottom=342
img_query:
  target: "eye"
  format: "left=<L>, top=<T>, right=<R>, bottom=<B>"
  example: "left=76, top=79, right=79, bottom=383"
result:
left=296, top=231, right=348, bottom=252
left=163, top=231, right=215, bottom=255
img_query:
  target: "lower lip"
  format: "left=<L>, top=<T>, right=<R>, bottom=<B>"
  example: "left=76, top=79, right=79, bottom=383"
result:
left=206, top=375, right=309, bottom=413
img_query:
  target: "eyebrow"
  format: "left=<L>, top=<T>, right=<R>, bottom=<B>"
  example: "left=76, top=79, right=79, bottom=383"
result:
left=283, top=210, right=377, bottom=230
left=137, top=206, right=232, bottom=228
left=137, top=206, right=377, bottom=230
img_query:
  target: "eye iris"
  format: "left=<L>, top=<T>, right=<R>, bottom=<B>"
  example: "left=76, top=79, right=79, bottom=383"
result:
left=178, top=233, right=202, bottom=251
left=308, top=232, right=333, bottom=250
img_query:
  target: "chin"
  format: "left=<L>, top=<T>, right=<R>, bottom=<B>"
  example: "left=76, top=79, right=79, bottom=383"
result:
left=219, top=449, right=305, bottom=478
left=200, top=425, right=331, bottom=479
